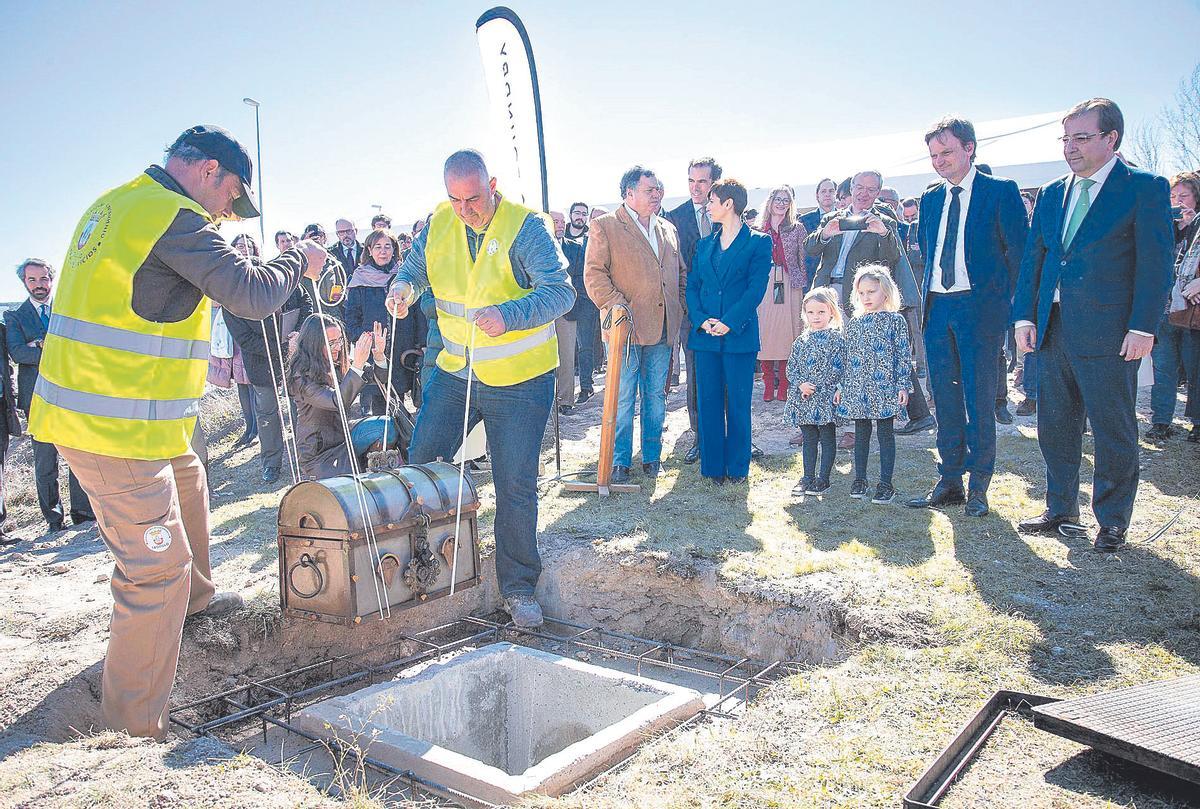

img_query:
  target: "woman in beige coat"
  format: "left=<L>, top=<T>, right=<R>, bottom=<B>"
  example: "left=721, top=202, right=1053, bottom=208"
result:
left=756, top=186, right=807, bottom=401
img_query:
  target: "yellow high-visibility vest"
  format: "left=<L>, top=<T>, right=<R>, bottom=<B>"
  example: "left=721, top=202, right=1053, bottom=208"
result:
left=29, top=173, right=212, bottom=460
left=424, top=197, right=558, bottom=386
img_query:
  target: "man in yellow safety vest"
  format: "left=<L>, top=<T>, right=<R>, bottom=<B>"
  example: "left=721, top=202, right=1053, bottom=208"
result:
left=386, top=149, right=574, bottom=628
left=30, top=125, right=325, bottom=740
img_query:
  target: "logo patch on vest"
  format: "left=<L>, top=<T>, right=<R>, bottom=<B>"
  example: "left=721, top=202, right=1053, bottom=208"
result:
left=144, top=525, right=172, bottom=553
left=486, top=238, right=500, bottom=256
left=69, top=203, right=111, bottom=268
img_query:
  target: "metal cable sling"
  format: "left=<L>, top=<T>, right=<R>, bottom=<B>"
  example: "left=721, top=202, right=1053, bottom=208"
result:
left=257, top=315, right=300, bottom=484
left=311, top=282, right=391, bottom=620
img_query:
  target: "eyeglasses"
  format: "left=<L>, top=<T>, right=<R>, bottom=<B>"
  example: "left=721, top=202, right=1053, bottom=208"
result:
left=771, top=197, right=790, bottom=204
left=851, top=184, right=880, bottom=195
left=1059, top=131, right=1109, bottom=145
left=335, top=228, right=355, bottom=236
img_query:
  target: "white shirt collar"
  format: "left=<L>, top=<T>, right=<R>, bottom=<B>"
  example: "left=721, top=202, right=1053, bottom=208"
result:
left=29, top=295, right=52, bottom=310
left=1072, top=153, right=1119, bottom=189
left=624, top=203, right=656, bottom=228
left=951, top=164, right=978, bottom=193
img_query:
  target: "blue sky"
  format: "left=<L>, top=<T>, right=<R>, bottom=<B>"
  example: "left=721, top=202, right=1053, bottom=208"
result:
left=1, top=0, right=1196, bottom=302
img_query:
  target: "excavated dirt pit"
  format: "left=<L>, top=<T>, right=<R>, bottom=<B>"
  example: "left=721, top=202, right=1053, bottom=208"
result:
left=163, top=537, right=859, bottom=805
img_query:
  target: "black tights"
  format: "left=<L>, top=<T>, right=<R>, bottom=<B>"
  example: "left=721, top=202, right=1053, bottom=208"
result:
left=800, top=424, right=836, bottom=481
left=853, top=417, right=895, bottom=485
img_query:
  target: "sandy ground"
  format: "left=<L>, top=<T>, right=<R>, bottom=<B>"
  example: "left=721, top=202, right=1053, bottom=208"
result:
left=0, top=364, right=1197, bottom=808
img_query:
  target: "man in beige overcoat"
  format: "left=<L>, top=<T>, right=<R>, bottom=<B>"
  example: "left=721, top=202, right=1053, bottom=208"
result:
left=584, top=166, right=685, bottom=483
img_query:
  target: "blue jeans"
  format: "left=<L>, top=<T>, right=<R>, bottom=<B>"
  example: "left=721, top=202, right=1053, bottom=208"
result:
left=1150, top=313, right=1187, bottom=425
left=614, top=341, right=672, bottom=467
left=1022, top=350, right=1038, bottom=401
left=408, top=367, right=554, bottom=597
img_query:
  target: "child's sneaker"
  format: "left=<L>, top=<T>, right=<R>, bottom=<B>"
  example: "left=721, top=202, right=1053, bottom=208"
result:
left=808, top=477, right=830, bottom=495
left=792, top=476, right=813, bottom=497
left=850, top=479, right=868, bottom=499
left=872, top=482, right=896, bottom=504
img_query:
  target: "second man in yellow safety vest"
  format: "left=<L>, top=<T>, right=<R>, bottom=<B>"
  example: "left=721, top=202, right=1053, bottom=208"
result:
left=386, top=149, right=574, bottom=628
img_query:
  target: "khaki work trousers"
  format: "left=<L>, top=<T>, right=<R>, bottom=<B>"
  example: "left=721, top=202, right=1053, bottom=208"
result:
left=58, top=444, right=215, bottom=740
left=554, top=317, right=578, bottom=407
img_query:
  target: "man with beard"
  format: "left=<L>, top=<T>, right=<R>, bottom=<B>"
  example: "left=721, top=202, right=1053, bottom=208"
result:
left=560, top=202, right=598, bottom=408
left=6, top=258, right=94, bottom=533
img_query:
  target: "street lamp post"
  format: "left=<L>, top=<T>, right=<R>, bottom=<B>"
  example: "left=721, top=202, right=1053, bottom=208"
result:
left=242, top=97, right=264, bottom=247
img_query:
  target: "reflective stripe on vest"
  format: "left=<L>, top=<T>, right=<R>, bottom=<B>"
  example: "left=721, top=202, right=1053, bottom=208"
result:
left=35, top=376, right=200, bottom=421
left=423, top=197, right=559, bottom=386
left=441, top=322, right=556, bottom=361
left=48, top=313, right=210, bottom=361
left=28, top=172, right=213, bottom=460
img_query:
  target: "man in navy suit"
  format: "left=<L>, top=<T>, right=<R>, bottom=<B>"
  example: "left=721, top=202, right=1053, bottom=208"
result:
left=5, top=259, right=93, bottom=533
left=1013, top=98, right=1174, bottom=552
left=906, top=118, right=1027, bottom=517
left=331, top=218, right=363, bottom=274
left=666, top=157, right=721, bottom=465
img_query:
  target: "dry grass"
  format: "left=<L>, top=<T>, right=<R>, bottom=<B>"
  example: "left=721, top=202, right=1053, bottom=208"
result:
left=521, top=383, right=1200, bottom=808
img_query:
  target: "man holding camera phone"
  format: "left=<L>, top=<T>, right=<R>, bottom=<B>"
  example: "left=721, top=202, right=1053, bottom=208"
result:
left=804, top=171, right=933, bottom=441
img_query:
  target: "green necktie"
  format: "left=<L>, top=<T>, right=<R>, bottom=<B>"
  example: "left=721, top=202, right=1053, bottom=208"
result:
left=1061, top=177, right=1095, bottom=251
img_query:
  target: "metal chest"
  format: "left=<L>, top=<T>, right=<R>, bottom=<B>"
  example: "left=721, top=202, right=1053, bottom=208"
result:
left=277, top=462, right=482, bottom=625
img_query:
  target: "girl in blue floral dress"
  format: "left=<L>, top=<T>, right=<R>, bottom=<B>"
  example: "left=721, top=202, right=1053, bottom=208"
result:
left=785, top=287, right=846, bottom=496
left=835, top=265, right=913, bottom=504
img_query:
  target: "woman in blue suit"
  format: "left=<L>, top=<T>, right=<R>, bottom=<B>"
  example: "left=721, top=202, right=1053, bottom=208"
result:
left=686, top=179, right=773, bottom=484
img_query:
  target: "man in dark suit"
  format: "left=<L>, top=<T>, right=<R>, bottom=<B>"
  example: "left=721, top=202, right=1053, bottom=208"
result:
left=5, top=259, right=93, bottom=532
left=665, top=157, right=721, bottom=465
left=799, top=179, right=838, bottom=291
left=0, top=318, right=21, bottom=545
left=906, top=117, right=1028, bottom=517
left=560, top=202, right=598, bottom=407
left=1013, top=98, right=1174, bottom=552
left=331, top=218, right=363, bottom=273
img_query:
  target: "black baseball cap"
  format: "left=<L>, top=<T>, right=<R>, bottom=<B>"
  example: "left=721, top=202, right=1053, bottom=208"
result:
left=170, top=125, right=260, bottom=218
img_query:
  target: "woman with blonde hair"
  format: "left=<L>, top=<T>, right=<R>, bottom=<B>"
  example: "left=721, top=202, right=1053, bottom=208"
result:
left=835, top=265, right=912, bottom=504
left=754, top=185, right=808, bottom=401
left=785, top=287, right=846, bottom=496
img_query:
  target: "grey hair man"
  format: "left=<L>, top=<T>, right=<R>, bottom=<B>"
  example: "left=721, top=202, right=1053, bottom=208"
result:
left=385, top=148, right=574, bottom=628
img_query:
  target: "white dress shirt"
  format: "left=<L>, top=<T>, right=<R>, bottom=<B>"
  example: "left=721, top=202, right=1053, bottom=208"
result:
left=1016, top=155, right=1148, bottom=336
left=624, top=203, right=660, bottom=259
left=28, top=296, right=53, bottom=319
left=929, top=165, right=977, bottom=294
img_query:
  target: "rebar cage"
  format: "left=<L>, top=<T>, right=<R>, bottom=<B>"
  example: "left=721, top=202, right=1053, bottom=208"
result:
left=170, top=614, right=806, bottom=807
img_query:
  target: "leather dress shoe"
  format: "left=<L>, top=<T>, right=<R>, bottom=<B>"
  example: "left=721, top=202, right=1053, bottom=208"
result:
left=1015, top=398, right=1037, bottom=416
left=1094, top=526, right=1127, bottom=552
left=895, top=415, right=936, bottom=435
left=964, top=491, right=990, bottom=517
left=262, top=467, right=281, bottom=484
left=1018, top=511, right=1080, bottom=536
left=557, top=404, right=574, bottom=415
left=611, top=465, right=631, bottom=484
left=642, top=461, right=663, bottom=477
left=906, top=482, right=966, bottom=509
left=684, top=442, right=700, bottom=464
left=994, top=404, right=1013, bottom=425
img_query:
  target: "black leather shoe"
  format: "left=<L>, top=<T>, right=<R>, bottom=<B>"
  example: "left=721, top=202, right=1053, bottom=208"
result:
left=262, top=467, right=281, bottom=484
left=1018, top=511, right=1080, bottom=536
left=964, top=492, right=990, bottom=517
left=1015, top=398, right=1037, bottom=416
left=1094, top=526, right=1127, bottom=552
left=642, top=461, right=663, bottom=477
left=611, top=465, right=631, bottom=483
left=995, top=404, right=1013, bottom=425
left=1146, top=423, right=1174, bottom=442
left=575, top=390, right=593, bottom=405
left=906, top=482, right=966, bottom=509
left=558, top=404, right=574, bottom=415
left=684, top=442, right=700, bottom=464
left=894, top=415, right=936, bottom=435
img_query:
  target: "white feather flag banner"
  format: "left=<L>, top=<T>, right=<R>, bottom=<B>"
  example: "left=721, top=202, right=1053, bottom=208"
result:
left=475, top=7, right=549, bottom=213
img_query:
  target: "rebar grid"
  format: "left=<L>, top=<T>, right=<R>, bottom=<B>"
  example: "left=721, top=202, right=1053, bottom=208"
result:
left=170, top=614, right=804, bottom=807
